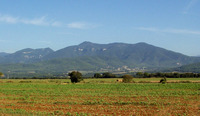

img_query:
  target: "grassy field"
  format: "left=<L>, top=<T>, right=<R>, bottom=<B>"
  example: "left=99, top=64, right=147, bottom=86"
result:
left=0, top=78, right=199, bottom=115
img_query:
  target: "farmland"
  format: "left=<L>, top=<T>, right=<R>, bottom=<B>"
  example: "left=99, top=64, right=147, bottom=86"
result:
left=0, top=78, right=199, bottom=115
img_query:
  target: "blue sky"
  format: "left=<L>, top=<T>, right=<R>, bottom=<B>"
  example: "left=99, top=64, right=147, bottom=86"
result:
left=0, top=0, right=199, bottom=56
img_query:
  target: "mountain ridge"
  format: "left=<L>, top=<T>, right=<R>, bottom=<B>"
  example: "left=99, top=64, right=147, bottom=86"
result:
left=0, top=41, right=200, bottom=75
left=0, top=48, right=54, bottom=63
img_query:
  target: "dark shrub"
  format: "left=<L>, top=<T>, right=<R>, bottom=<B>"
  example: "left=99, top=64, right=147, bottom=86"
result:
left=122, top=75, right=134, bottom=83
left=68, top=71, right=83, bottom=83
left=160, top=77, right=167, bottom=84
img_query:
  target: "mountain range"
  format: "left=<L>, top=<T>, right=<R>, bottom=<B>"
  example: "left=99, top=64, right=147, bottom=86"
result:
left=0, top=41, right=200, bottom=76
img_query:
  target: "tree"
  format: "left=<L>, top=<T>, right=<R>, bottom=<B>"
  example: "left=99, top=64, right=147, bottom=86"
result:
left=122, top=74, right=134, bottom=83
left=94, top=73, right=102, bottom=78
left=156, top=72, right=164, bottom=77
left=68, top=71, right=83, bottom=83
left=144, top=72, right=150, bottom=78
left=102, top=72, right=116, bottom=78
left=136, top=72, right=144, bottom=78
left=174, top=73, right=180, bottom=78
left=0, top=72, right=4, bottom=77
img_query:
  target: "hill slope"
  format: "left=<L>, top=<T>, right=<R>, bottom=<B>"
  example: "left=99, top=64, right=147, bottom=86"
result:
left=173, top=62, right=200, bottom=73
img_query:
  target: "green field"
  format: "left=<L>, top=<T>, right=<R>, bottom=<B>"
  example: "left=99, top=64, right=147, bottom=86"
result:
left=0, top=78, right=199, bottom=115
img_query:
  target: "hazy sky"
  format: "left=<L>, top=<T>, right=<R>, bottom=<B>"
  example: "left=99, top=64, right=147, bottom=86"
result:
left=0, top=0, right=199, bottom=56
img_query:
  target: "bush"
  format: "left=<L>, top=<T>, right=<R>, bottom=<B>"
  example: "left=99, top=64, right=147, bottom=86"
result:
left=68, top=71, right=83, bottom=83
left=122, top=75, right=134, bottom=83
left=160, top=77, right=167, bottom=84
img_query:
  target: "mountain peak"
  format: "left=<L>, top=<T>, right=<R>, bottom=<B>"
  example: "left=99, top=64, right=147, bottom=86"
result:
left=79, top=41, right=94, bottom=45
left=78, top=41, right=99, bottom=48
left=134, top=42, right=152, bottom=46
left=136, top=42, right=148, bottom=45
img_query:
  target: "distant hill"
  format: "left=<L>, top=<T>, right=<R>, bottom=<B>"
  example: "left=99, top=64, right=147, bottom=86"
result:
left=0, top=42, right=200, bottom=76
left=173, top=62, right=200, bottom=73
left=0, top=48, right=54, bottom=63
left=43, top=41, right=200, bottom=68
left=0, top=52, right=10, bottom=57
left=43, top=41, right=109, bottom=59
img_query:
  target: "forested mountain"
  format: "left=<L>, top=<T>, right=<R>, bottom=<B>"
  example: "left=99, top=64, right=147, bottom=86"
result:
left=43, top=41, right=200, bottom=68
left=173, top=62, right=200, bottom=73
left=0, top=42, right=200, bottom=75
left=0, top=48, right=54, bottom=63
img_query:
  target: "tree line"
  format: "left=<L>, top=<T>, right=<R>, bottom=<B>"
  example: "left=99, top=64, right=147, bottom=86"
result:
left=68, top=71, right=134, bottom=83
left=93, top=72, right=200, bottom=78
left=135, top=72, right=200, bottom=78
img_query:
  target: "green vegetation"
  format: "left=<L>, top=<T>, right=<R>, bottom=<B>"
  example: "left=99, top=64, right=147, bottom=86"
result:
left=93, top=72, right=117, bottom=78
left=1, top=42, right=200, bottom=77
left=82, top=77, right=200, bottom=83
left=136, top=72, right=200, bottom=78
left=160, top=77, right=167, bottom=84
left=122, top=74, right=134, bottom=83
left=0, top=79, right=199, bottom=115
left=93, top=73, right=102, bottom=78
left=68, top=71, right=83, bottom=83
left=101, top=72, right=116, bottom=78
left=175, top=62, right=200, bottom=73
left=0, top=72, right=3, bottom=77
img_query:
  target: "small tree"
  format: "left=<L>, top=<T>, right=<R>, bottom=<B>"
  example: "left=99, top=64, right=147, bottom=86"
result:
left=68, top=71, right=83, bottom=83
left=0, top=72, right=3, bottom=77
left=122, top=74, right=134, bottom=83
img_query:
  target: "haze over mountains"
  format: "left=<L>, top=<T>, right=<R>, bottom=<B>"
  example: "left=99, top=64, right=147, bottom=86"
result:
left=0, top=41, right=200, bottom=75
